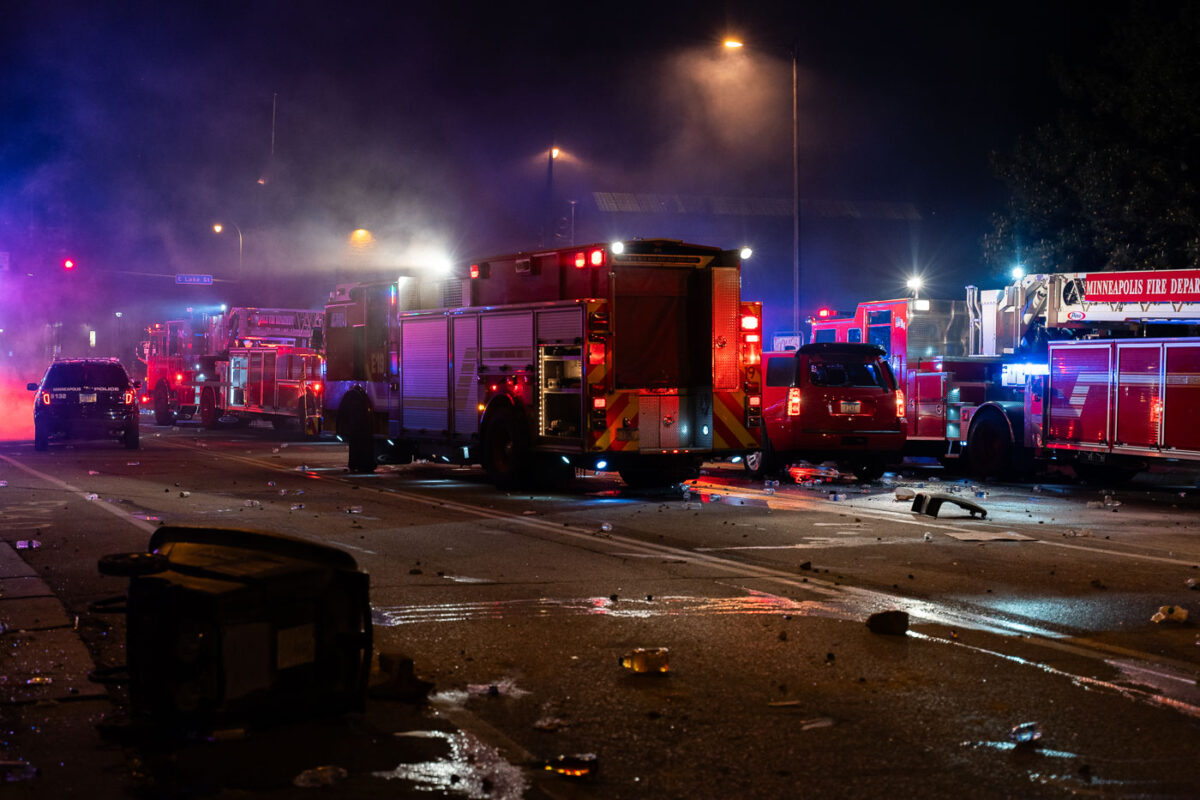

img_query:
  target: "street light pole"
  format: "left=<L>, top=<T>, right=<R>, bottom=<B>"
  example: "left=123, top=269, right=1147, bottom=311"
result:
left=212, top=222, right=243, bottom=277
left=791, top=41, right=800, bottom=337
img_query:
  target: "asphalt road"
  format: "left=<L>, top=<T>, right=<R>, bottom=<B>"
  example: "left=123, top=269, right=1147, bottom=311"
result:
left=2, top=420, right=1199, bottom=799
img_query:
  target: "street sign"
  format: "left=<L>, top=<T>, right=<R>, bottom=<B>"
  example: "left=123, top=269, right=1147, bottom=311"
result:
left=175, top=274, right=213, bottom=285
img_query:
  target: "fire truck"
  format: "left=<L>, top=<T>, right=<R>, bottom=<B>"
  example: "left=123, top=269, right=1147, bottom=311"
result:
left=809, top=268, right=1200, bottom=482
left=322, top=239, right=763, bottom=488
left=140, top=307, right=325, bottom=433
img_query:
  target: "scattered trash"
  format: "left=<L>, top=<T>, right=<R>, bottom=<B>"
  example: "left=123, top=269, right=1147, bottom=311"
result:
left=279, top=489, right=289, bottom=495
left=910, top=491, right=986, bottom=519
left=291, top=503, right=305, bottom=511
left=799, top=717, right=836, bottom=731
left=85, top=493, right=99, bottom=501
left=88, top=470, right=100, bottom=475
left=0, top=760, right=39, bottom=782
left=272, top=448, right=280, bottom=454
left=15, top=540, right=40, bottom=550
left=541, top=753, right=597, bottom=779
left=764, top=487, right=775, bottom=495
left=922, top=532, right=933, bottom=542
left=599, top=522, right=613, bottom=532
left=1008, top=721, right=1043, bottom=744
left=467, top=678, right=530, bottom=698
left=533, top=716, right=568, bottom=732
left=974, top=490, right=988, bottom=498
left=829, top=493, right=847, bottom=501
left=894, top=487, right=916, bottom=501
left=292, top=765, right=348, bottom=788
left=179, top=491, right=190, bottom=498
left=0, top=481, right=6, bottom=487
left=1103, top=495, right=1121, bottom=508
left=866, top=610, right=909, bottom=636
left=267, top=481, right=276, bottom=487
left=521, top=510, right=537, bottom=515
left=1151, top=605, right=1189, bottom=624
left=126, top=461, right=140, bottom=466
left=347, top=506, right=363, bottom=514
left=243, top=499, right=262, bottom=508
left=1064, top=529, right=1093, bottom=538
left=619, top=647, right=670, bottom=674
left=24, top=676, right=52, bottom=686
left=1187, top=578, right=1199, bottom=591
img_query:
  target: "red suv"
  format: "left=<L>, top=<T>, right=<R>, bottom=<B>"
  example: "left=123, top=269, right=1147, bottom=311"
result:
left=748, top=343, right=905, bottom=480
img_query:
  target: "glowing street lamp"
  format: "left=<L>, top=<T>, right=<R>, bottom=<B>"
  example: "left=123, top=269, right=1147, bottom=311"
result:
left=212, top=221, right=243, bottom=275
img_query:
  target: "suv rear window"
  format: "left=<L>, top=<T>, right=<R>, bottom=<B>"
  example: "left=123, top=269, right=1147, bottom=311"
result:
left=807, top=356, right=890, bottom=390
left=44, top=363, right=129, bottom=390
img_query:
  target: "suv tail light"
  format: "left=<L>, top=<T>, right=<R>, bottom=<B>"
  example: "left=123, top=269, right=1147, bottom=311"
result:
left=124, top=389, right=136, bottom=405
left=787, top=387, right=801, bottom=416
left=40, top=391, right=51, bottom=406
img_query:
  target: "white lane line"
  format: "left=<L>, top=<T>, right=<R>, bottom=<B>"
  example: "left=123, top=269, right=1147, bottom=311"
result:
left=0, top=453, right=158, bottom=535
left=1038, top=539, right=1200, bottom=567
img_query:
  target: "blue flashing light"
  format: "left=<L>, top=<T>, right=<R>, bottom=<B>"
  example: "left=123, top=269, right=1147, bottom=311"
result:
left=595, top=460, right=608, bottom=470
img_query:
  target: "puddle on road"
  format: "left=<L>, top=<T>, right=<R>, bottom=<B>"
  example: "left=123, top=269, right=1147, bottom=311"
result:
left=374, top=729, right=527, bottom=799
left=373, top=589, right=848, bottom=626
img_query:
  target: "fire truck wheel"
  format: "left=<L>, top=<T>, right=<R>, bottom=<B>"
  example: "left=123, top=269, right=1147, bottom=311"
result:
left=743, top=435, right=781, bottom=478
left=34, top=421, right=49, bottom=451
left=482, top=407, right=531, bottom=488
left=967, top=415, right=1012, bottom=480
left=153, top=381, right=175, bottom=426
left=200, top=388, right=221, bottom=428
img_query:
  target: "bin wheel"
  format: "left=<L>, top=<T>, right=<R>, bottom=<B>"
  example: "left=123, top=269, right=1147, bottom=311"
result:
left=98, top=552, right=169, bottom=577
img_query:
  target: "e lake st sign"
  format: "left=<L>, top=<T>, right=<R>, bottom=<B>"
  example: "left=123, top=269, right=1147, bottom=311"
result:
left=175, top=274, right=214, bottom=285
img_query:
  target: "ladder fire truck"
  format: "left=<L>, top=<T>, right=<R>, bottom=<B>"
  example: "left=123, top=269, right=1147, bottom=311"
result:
left=140, top=307, right=325, bottom=433
left=809, top=268, right=1200, bottom=482
left=322, top=239, right=763, bottom=488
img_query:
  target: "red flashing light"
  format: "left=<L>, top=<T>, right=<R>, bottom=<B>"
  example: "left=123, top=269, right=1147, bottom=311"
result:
left=574, top=252, right=586, bottom=269
left=63, top=258, right=76, bottom=270
left=588, top=341, right=606, bottom=366
left=175, top=373, right=183, bottom=383
left=592, top=397, right=607, bottom=410
left=748, top=395, right=761, bottom=408
left=589, top=248, right=605, bottom=267
left=470, top=264, right=481, bottom=279
left=740, top=315, right=759, bottom=330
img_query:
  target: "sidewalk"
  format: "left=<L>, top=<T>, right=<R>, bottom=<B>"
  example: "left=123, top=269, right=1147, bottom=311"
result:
left=0, top=540, right=125, bottom=795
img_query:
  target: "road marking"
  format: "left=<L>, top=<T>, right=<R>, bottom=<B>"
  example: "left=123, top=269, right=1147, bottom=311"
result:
left=0, top=454, right=158, bottom=535
left=1039, top=539, right=1200, bottom=567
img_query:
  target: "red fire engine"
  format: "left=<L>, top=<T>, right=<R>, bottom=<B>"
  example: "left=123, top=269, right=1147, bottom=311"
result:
left=322, top=239, right=763, bottom=488
left=140, top=307, right=325, bottom=433
left=809, top=268, right=1200, bottom=482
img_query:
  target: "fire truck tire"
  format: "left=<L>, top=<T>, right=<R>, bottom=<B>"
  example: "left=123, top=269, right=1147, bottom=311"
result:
left=481, top=408, right=531, bottom=489
left=34, top=421, right=48, bottom=451
left=967, top=415, right=1012, bottom=480
left=743, top=434, right=781, bottom=478
left=1072, top=462, right=1139, bottom=486
left=153, top=381, right=175, bottom=426
left=200, top=388, right=221, bottom=429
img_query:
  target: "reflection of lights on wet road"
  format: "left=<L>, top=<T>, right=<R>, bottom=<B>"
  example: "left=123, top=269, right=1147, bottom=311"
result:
left=374, top=730, right=527, bottom=799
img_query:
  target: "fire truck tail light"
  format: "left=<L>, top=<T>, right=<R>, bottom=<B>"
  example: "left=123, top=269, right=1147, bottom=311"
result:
left=574, top=252, right=586, bottom=269
left=787, top=387, right=801, bottom=416
left=740, top=315, right=759, bottom=330
left=588, top=341, right=606, bottom=366
left=592, top=397, right=607, bottom=410
left=748, top=395, right=761, bottom=408
left=470, top=264, right=480, bottom=279
left=589, top=248, right=605, bottom=267
left=895, top=389, right=905, bottom=419
left=175, top=373, right=183, bottom=383
left=745, top=333, right=760, bottom=343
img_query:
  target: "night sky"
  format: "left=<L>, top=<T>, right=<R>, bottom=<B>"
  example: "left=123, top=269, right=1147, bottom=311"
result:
left=1, top=1, right=1125, bottom=346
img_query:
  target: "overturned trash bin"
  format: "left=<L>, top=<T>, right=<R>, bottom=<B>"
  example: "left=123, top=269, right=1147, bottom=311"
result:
left=97, top=526, right=372, bottom=730
left=910, top=491, right=986, bottom=519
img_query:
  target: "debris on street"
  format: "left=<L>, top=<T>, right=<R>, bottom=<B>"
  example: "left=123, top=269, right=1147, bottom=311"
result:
left=910, top=491, right=987, bottom=519
left=1151, top=605, right=1189, bottom=624
left=866, top=610, right=910, bottom=635
left=541, top=753, right=597, bottom=779
left=619, top=647, right=670, bottom=673
left=292, top=765, right=348, bottom=788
